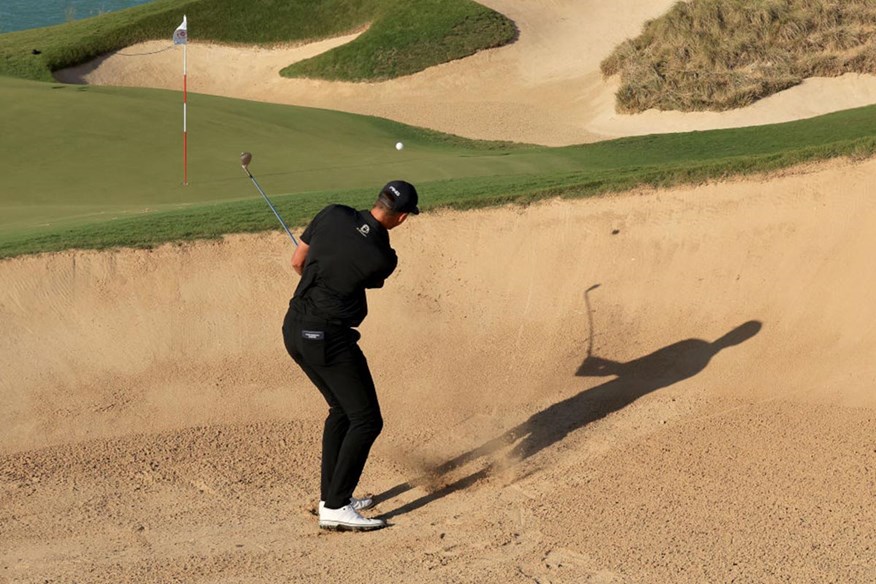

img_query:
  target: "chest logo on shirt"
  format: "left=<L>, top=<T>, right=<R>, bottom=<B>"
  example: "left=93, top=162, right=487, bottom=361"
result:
left=357, top=224, right=371, bottom=237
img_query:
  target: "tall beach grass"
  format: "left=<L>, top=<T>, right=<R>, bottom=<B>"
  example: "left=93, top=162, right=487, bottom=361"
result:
left=602, top=0, right=876, bottom=113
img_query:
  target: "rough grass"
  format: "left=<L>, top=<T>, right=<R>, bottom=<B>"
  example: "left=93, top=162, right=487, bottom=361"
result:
left=601, top=0, right=876, bottom=113
left=0, top=0, right=516, bottom=82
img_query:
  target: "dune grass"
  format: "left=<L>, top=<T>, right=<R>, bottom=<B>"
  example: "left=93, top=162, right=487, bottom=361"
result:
left=0, top=0, right=515, bottom=82
left=1, top=75, right=875, bottom=259
left=602, top=0, right=876, bottom=113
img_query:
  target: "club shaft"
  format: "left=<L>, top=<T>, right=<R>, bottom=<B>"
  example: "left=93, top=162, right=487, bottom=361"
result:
left=247, top=172, right=298, bottom=247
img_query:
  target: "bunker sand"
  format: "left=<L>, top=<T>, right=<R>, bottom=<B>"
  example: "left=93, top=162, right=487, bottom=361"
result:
left=2, top=158, right=875, bottom=582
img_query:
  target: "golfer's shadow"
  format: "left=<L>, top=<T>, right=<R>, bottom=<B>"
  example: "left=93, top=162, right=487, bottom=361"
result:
left=376, top=319, right=762, bottom=519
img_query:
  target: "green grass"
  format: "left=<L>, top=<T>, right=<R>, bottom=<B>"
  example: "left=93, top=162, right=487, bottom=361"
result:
left=602, top=0, right=876, bottom=113
left=280, top=0, right=517, bottom=81
left=0, top=0, right=516, bottom=82
left=2, top=75, right=875, bottom=259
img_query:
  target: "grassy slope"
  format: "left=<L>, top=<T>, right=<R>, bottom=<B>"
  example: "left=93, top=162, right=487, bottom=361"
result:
left=2, top=75, right=875, bottom=259
left=602, top=0, right=876, bottom=113
left=0, top=0, right=515, bottom=82
left=280, top=0, right=517, bottom=81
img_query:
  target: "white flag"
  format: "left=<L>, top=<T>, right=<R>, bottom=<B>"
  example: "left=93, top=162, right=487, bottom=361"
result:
left=173, top=16, right=188, bottom=45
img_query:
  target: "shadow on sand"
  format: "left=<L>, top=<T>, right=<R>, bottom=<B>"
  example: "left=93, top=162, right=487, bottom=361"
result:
left=375, top=316, right=762, bottom=519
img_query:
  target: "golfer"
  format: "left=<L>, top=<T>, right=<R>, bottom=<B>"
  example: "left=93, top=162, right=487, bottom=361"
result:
left=282, top=180, right=419, bottom=531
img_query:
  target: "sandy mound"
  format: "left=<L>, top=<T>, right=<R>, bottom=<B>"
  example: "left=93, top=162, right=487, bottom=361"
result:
left=55, top=0, right=876, bottom=145
left=2, top=158, right=875, bottom=581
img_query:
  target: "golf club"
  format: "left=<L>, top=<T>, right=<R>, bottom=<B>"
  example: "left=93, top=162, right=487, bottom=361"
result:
left=239, top=152, right=298, bottom=247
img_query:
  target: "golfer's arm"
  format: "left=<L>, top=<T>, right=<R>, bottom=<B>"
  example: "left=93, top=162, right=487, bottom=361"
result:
left=291, top=241, right=309, bottom=275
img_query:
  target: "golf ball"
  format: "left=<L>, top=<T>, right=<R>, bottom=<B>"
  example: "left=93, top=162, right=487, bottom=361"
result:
left=396, top=142, right=404, bottom=151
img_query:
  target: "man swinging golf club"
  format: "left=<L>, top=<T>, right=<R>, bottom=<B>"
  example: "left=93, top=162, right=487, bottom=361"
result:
left=282, top=180, right=420, bottom=531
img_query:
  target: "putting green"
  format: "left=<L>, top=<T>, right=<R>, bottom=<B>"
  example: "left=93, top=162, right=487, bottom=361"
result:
left=0, top=76, right=545, bottom=233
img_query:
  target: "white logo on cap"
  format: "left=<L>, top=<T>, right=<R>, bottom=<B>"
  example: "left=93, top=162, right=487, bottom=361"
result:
left=357, top=224, right=371, bottom=237
left=389, top=186, right=401, bottom=197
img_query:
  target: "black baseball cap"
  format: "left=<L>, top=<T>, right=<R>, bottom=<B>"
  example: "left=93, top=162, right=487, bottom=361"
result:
left=380, top=180, right=420, bottom=214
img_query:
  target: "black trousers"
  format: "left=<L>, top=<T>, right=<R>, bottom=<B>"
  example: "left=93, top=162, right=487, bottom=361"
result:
left=282, top=309, right=383, bottom=510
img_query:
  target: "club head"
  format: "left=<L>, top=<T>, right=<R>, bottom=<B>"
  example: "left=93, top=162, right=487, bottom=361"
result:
left=240, top=151, right=253, bottom=170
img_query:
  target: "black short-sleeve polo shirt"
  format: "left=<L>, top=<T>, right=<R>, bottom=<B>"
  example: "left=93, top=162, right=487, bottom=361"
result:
left=289, top=205, right=398, bottom=327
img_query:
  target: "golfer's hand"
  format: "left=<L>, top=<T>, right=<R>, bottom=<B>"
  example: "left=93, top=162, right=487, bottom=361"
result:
left=291, top=241, right=309, bottom=275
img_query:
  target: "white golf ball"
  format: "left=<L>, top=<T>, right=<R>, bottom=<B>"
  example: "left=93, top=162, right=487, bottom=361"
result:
left=395, top=141, right=404, bottom=151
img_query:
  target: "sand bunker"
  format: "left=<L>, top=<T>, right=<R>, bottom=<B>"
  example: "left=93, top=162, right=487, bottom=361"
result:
left=2, top=158, right=875, bottom=581
left=55, top=0, right=876, bottom=145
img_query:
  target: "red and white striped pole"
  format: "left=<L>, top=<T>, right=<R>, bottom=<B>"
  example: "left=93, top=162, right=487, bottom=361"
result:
left=183, top=41, right=188, bottom=185
left=174, top=16, right=189, bottom=185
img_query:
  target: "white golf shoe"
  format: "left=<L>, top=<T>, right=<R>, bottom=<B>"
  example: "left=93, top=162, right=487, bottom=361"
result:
left=319, top=496, right=374, bottom=512
left=318, top=504, right=386, bottom=532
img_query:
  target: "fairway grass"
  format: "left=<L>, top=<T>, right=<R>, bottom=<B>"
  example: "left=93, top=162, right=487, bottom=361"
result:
left=1, top=76, right=876, bottom=259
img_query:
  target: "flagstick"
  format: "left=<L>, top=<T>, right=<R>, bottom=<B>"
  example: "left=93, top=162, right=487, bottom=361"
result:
left=174, top=15, right=189, bottom=185
left=183, top=42, right=188, bottom=186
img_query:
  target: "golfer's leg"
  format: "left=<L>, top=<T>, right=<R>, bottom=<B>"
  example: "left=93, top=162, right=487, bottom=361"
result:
left=283, top=318, right=350, bottom=502
left=295, top=359, right=351, bottom=502
left=320, top=408, right=350, bottom=503
left=317, top=346, right=383, bottom=509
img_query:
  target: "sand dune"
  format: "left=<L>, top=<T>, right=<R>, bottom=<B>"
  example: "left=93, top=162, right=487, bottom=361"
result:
left=2, top=158, right=875, bottom=581
left=55, top=0, right=876, bottom=145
